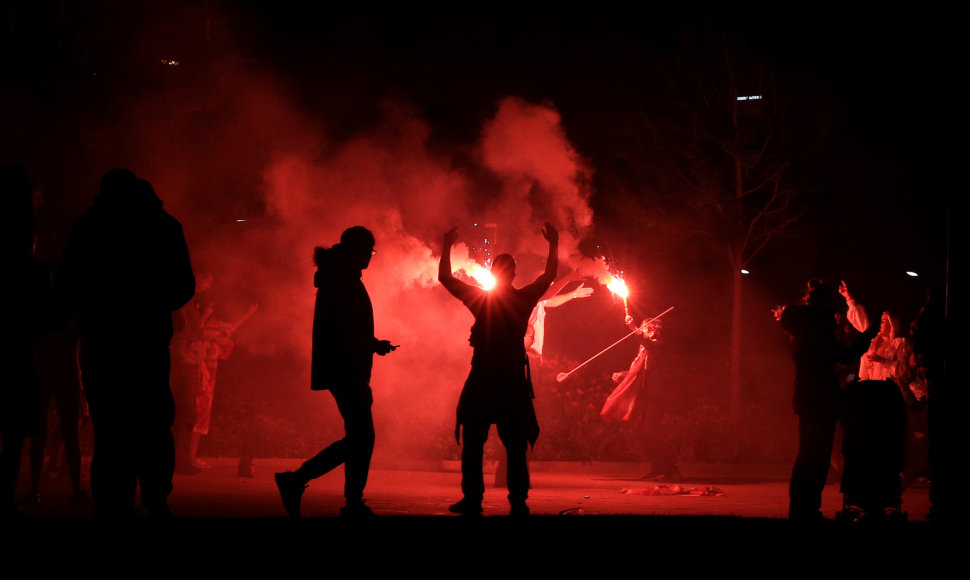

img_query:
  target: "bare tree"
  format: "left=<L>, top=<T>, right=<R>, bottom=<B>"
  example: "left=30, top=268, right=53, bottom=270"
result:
left=633, top=30, right=817, bottom=418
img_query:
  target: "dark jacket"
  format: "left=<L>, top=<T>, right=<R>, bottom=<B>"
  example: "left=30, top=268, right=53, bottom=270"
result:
left=782, top=304, right=877, bottom=416
left=443, top=277, right=553, bottom=446
left=310, top=246, right=378, bottom=390
left=56, top=183, right=195, bottom=343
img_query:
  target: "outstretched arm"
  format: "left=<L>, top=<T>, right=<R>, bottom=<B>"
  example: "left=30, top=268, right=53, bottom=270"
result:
left=438, top=227, right=473, bottom=298
left=532, top=222, right=559, bottom=290
left=839, top=280, right=869, bottom=331
left=543, top=282, right=593, bottom=308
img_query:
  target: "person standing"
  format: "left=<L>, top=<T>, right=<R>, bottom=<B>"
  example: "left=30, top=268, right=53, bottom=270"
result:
left=601, top=315, right=680, bottom=481
left=275, top=226, right=396, bottom=518
left=56, top=170, right=195, bottom=518
left=439, top=223, right=558, bottom=516
left=775, top=279, right=877, bottom=521
left=1, top=164, right=49, bottom=518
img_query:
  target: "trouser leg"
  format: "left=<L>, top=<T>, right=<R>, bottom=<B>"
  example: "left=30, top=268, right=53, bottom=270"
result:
left=82, top=340, right=175, bottom=518
left=335, top=386, right=374, bottom=502
left=496, top=421, right=529, bottom=504
left=789, top=414, right=836, bottom=518
left=296, top=439, right=347, bottom=481
left=87, top=408, right=138, bottom=517
left=460, top=422, right=489, bottom=503
left=55, top=385, right=83, bottom=493
left=0, top=428, right=26, bottom=504
left=294, top=385, right=374, bottom=503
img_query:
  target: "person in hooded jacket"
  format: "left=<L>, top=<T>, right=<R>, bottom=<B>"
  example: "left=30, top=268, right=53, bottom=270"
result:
left=56, top=170, right=195, bottom=518
left=275, top=226, right=396, bottom=518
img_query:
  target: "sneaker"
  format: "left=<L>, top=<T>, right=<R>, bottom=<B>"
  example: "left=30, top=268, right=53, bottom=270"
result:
left=340, top=499, right=376, bottom=518
left=275, top=471, right=306, bottom=518
left=510, top=502, right=530, bottom=517
left=448, top=498, right=483, bottom=516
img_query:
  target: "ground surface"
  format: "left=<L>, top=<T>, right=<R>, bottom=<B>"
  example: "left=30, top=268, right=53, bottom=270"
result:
left=7, top=459, right=954, bottom=572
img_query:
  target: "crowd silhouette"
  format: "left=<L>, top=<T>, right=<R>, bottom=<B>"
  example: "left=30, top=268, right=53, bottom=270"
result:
left=0, top=164, right=957, bottom=524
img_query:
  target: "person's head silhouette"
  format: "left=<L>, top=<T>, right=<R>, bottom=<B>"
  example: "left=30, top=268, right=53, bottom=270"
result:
left=339, top=226, right=376, bottom=271
left=491, top=253, right=516, bottom=288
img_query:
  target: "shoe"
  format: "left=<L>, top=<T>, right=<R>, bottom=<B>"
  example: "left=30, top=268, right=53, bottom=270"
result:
left=144, top=500, right=173, bottom=520
left=275, top=471, right=306, bottom=518
left=449, top=498, right=483, bottom=516
left=790, top=509, right=825, bottom=522
left=510, top=502, right=530, bottom=517
left=340, top=499, right=376, bottom=518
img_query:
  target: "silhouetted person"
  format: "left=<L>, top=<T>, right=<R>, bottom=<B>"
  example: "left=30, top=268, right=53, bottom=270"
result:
left=26, top=329, right=88, bottom=507
left=275, top=226, right=396, bottom=518
left=175, top=272, right=257, bottom=471
left=602, top=315, right=679, bottom=481
left=56, top=170, right=194, bottom=518
left=439, top=223, right=558, bottom=516
left=1, top=164, right=48, bottom=518
left=911, top=283, right=949, bottom=520
left=775, top=279, right=877, bottom=520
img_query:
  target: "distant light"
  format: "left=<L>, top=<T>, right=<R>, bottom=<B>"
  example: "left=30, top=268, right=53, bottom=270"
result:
left=235, top=219, right=246, bottom=223
left=740, top=269, right=750, bottom=275
left=906, top=271, right=919, bottom=277
left=737, top=95, right=762, bottom=101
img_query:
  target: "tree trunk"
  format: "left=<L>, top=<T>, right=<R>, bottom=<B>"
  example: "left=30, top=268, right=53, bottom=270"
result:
left=729, top=253, right=743, bottom=419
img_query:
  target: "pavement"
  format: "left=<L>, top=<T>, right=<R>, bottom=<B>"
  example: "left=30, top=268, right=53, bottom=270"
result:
left=6, top=458, right=955, bottom=572
left=14, top=458, right=932, bottom=520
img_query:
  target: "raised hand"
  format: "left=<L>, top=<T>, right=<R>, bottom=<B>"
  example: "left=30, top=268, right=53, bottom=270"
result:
left=838, top=280, right=852, bottom=301
left=541, top=222, right=558, bottom=244
left=443, top=227, right=459, bottom=247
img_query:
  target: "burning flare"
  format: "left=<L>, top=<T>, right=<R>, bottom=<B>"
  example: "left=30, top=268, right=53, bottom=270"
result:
left=456, top=262, right=495, bottom=290
left=606, top=277, right=628, bottom=298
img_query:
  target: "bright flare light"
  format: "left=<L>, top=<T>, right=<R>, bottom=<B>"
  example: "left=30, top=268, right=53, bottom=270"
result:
left=607, top=277, right=629, bottom=299
left=906, top=271, right=919, bottom=277
left=459, top=263, right=495, bottom=290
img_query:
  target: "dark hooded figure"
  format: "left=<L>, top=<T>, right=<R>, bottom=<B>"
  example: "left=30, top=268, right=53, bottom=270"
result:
left=275, top=226, right=396, bottom=518
left=56, top=170, right=194, bottom=518
left=439, top=223, right=558, bottom=516
left=1, top=164, right=49, bottom=518
left=778, top=279, right=877, bottom=521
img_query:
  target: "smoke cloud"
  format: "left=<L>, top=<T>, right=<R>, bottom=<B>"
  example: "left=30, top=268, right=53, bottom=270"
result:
left=82, top=60, right=603, bottom=461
